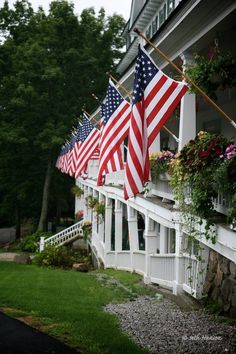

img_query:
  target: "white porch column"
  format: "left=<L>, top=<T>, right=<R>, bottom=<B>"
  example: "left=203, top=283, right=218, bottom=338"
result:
left=98, top=193, right=105, bottom=243
left=127, top=206, right=138, bottom=271
left=179, top=52, right=196, bottom=150
left=173, top=224, right=184, bottom=295
left=149, top=134, right=160, bottom=153
left=104, top=197, right=112, bottom=258
left=85, top=187, right=92, bottom=222
left=159, top=225, right=166, bottom=254
left=75, top=181, right=84, bottom=215
left=39, top=237, right=45, bottom=252
left=144, top=217, right=158, bottom=283
left=114, top=199, right=123, bottom=267
left=92, top=190, right=98, bottom=236
left=83, top=186, right=89, bottom=220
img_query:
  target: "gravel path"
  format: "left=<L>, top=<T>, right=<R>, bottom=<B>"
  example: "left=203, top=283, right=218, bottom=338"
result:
left=105, top=296, right=236, bottom=354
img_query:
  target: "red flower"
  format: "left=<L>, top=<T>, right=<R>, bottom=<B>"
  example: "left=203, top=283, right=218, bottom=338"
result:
left=214, top=147, right=222, bottom=155
left=199, top=150, right=210, bottom=158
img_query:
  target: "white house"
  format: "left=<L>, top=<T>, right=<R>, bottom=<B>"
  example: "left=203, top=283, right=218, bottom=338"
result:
left=45, top=0, right=236, bottom=316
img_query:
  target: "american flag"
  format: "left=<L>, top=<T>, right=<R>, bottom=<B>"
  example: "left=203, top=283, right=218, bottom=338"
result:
left=57, top=142, right=70, bottom=174
left=56, top=145, right=64, bottom=171
left=69, top=124, right=82, bottom=176
left=98, top=102, right=123, bottom=180
left=66, top=131, right=77, bottom=176
left=97, top=79, right=131, bottom=185
left=74, top=114, right=100, bottom=179
left=124, top=45, right=189, bottom=200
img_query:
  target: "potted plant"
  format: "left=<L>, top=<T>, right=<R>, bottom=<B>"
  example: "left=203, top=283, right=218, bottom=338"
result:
left=185, top=51, right=236, bottom=100
left=75, top=210, right=84, bottom=221
left=88, top=196, right=99, bottom=209
left=87, top=197, right=105, bottom=222
left=71, top=185, right=84, bottom=198
left=150, top=150, right=175, bottom=181
left=170, top=131, right=229, bottom=242
left=94, top=202, right=105, bottom=220
left=81, top=221, right=92, bottom=240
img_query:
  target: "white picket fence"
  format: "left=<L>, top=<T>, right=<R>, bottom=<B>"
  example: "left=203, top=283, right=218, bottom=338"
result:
left=39, top=220, right=84, bottom=251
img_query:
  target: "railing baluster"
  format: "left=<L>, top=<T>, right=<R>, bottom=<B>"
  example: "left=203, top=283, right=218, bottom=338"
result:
left=41, top=220, right=84, bottom=251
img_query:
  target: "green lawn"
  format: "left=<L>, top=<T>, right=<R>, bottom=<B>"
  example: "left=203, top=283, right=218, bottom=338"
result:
left=0, top=262, right=152, bottom=354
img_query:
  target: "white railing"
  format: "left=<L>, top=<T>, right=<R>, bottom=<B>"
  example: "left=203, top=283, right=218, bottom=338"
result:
left=213, top=193, right=231, bottom=216
left=117, top=251, right=132, bottom=269
left=39, top=220, right=84, bottom=251
left=105, top=252, right=116, bottom=267
left=84, top=165, right=231, bottom=218
left=150, top=178, right=174, bottom=201
left=133, top=251, right=146, bottom=274
left=182, top=254, right=199, bottom=298
left=149, top=254, right=175, bottom=288
left=92, top=232, right=105, bottom=264
left=105, top=170, right=125, bottom=186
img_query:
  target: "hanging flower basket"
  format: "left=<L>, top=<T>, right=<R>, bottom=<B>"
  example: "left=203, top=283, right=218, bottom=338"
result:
left=185, top=51, right=236, bottom=100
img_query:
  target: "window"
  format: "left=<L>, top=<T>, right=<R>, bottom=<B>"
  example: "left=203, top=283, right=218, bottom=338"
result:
left=152, top=18, right=157, bottom=35
left=96, top=215, right=99, bottom=234
left=122, top=203, right=130, bottom=250
left=111, top=199, right=115, bottom=251
left=166, top=228, right=176, bottom=253
left=156, top=222, right=160, bottom=253
left=167, top=0, right=175, bottom=15
left=137, top=212, right=145, bottom=251
left=146, top=25, right=152, bottom=39
left=159, top=4, right=167, bottom=26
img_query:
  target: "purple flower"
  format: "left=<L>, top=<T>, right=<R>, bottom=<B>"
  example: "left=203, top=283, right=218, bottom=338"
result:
left=225, top=144, right=236, bottom=159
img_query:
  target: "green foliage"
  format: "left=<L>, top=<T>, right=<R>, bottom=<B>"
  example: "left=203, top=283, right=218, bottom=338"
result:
left=170, top=131, right=230, bottom=243
left=88, top=197, right=105, bottom=218
left=88, top=196, right=99, bottom=209
left=81, top=221, right=92, bottom=240
left=0, top=1, right=125, bottom=231
left=0, top=262, right=149, bottom=353
left=33, top=245, right=90, bottom=269
left=19, top=231, right=53, bottom=252
left=176, top=131, right=227, bottom=174
left=185, top=51, right=236, bottom=100
left=94, top=202, right=105, bottom=218
left=71, top=185, right=84, bottom=198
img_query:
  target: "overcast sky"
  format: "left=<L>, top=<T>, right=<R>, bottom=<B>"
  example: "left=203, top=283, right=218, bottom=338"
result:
left=1, top=0, right=132, bottom=20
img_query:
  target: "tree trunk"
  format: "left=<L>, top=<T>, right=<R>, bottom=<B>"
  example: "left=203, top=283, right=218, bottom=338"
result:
left=15, top=200, right=21, bottom=239
left=37, top=157, right=52, bottom=232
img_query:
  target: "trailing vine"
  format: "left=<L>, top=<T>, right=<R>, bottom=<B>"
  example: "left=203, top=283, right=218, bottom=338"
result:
left=88, top=196, right=105, bottom=222
left=170, top=131, right=229, bottom=244
left=71, top=185, right=84, bottom=198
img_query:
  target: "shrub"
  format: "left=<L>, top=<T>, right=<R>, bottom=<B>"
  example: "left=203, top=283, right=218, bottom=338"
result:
left=33, top=245, right=92, bottom=269
left=19, top=231, right=53, bottom=253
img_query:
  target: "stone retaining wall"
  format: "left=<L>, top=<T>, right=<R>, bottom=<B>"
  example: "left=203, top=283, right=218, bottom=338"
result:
left=203, top=250, right=236, bottom=318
